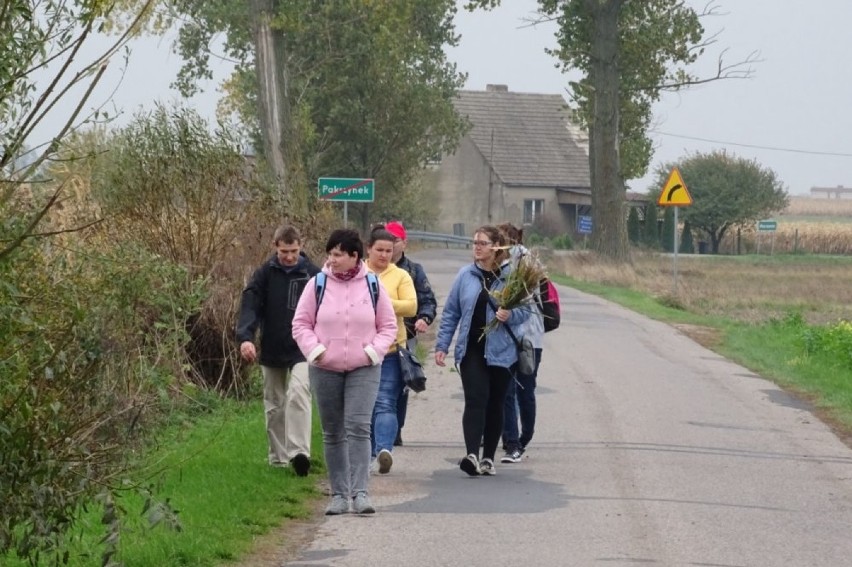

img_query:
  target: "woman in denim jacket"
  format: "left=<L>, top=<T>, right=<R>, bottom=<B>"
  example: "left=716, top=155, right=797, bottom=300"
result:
left=435, top=225, right=530, bottom=476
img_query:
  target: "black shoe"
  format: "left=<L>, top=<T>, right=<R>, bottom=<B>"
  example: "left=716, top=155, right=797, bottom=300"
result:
left=501, top=448, right=524, bottom=463
left=290, top=453, right=311, bottom=477
left=459, top=453, right=480, bottom=476
left=394, top=432, right=403, bottom=446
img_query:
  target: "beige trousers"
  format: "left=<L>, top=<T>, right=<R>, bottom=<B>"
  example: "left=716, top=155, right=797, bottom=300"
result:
left=262, top=363, right=312, bottom=464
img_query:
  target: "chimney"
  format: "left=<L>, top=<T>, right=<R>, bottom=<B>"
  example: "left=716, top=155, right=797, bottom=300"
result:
left=486, top=84, right=508, bottom=92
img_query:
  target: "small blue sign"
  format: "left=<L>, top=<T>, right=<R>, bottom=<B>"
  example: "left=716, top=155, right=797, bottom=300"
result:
left=577, top=215, right=593, bottom=235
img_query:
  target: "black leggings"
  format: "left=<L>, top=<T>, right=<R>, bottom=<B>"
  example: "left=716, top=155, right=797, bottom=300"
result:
left=459, top=354, right=512, bottom=460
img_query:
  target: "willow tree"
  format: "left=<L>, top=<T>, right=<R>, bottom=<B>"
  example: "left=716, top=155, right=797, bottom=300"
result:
left=468, top=0, right=755, bottom=261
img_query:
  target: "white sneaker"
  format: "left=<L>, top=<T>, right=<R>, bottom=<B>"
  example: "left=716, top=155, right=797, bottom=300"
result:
left=325, top=494, right=349, bottom=515
left=377, top=449, right=393, bottom=474
left=479, top=458, right=496, bottom=476
left=352, top=492, right=375, bottom=514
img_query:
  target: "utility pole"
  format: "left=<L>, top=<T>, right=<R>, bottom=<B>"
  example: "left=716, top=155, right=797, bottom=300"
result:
left=251, top=0, right=290, bottom=196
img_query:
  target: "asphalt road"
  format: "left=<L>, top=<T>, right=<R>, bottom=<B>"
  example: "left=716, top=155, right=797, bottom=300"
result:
left=284, top=247, right=852, bottom=567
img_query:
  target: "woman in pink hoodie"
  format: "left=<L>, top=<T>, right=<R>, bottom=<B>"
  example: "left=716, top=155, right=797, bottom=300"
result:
left=292, top=228, right=397, bottom=515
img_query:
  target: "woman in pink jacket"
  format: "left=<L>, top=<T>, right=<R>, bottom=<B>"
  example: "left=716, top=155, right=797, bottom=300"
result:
left=292, top=228, right=397, bottom=515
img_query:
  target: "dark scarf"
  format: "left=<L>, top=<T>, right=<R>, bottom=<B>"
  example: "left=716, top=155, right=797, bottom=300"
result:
left=333, top=261, right=362, bottom=281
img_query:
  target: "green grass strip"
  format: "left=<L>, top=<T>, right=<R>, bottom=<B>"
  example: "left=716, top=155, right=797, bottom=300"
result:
left=4, top=400, right=323, bottom=567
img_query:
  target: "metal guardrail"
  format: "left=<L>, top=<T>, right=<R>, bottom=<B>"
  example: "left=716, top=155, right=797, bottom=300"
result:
left=406, top=230, right=472, bottom=248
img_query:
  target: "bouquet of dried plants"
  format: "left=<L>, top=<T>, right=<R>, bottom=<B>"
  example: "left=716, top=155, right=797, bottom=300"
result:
left=481, top=250, right=547, bottom=337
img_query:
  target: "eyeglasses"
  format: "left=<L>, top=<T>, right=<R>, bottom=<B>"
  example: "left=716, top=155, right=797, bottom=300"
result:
left=472, top=240, right=492, bottom=247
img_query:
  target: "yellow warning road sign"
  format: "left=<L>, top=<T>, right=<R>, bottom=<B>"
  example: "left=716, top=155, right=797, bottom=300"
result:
left=657, top=167, right=693, bottom=206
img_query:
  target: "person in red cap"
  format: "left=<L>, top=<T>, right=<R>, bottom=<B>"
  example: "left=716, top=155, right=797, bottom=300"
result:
left=384, top=221, right=437, bottom=446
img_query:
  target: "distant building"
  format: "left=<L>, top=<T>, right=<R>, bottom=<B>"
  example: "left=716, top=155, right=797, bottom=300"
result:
left=424, top=84, right=645, bottom=235
left=810, top=185, right=852, bottom=199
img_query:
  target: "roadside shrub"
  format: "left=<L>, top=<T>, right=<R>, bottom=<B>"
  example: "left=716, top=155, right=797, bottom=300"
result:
left=0, top=234, right=204, bottom=563
left=661, top=207, right=676, bottom=252
left=802, top=320, right=852, bottom=370
left=680, top=220, right=695, bottom=253
left=551, top=233, right=574, bottom=250
left=526, top=232, right=547, bottom=247
left=642, top=205, right=660, bottom=249
left=91, top=104, right=264, bottom=279
left=627, top=206, right=641, bottom=244
left=526, top=215, right=564, bottom=240
left=89, top=105, right=269, bottom=390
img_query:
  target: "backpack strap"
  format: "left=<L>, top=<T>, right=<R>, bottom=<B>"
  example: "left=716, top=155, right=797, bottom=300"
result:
left=366, top=272, right=380, bottom=312
left=315, top=272, right=379, bottom=316
left=314, top=273, right=327, bottom=316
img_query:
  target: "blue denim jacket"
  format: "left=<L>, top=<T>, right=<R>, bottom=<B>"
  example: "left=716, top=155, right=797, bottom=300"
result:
left=435, top=262, right=530, bottom=369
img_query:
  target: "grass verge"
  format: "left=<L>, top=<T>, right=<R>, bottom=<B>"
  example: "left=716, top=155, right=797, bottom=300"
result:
left=3, top=399, right=324, bottom=567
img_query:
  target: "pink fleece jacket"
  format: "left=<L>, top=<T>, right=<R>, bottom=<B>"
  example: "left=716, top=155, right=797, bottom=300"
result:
left=292, top=261, right=398, bottom=373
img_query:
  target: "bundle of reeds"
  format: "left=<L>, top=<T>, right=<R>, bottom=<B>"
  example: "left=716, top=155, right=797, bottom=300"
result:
left=482, top=251, right=547, bottom=336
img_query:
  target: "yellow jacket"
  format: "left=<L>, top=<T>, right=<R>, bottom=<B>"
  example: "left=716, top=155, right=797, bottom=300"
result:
left=366, top=261, right=416, bottom=351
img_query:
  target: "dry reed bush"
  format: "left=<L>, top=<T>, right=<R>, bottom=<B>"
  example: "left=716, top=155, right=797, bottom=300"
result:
left=555, top=250, right=640, bottom=287
left=92, top=106, right=262, bottom=279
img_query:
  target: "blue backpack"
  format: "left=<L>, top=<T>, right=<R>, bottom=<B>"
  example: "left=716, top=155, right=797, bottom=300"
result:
left=314, top=272, right=380, bottom=315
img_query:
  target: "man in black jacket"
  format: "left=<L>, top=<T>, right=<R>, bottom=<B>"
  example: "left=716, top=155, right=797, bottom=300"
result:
left=236, top=225, right=320, bottom=476
left=385, top=221, right=437, bottom=446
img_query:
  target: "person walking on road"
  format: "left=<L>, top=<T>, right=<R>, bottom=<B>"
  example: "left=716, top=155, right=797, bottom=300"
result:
left=365, top=227, right=417, bottom=474
left=434, top=225, right=530, bottom=477
left=385, top=220, right=437, bottom=447
left=236, top=225, right=320, bottom=477
left=497, top=222, right=544, bottom=464
left=292, top=228, right=398, bottom=515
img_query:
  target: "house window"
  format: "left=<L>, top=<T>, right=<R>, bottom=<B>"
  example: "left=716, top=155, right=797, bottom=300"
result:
left=523, top=199, right=545, bottom=224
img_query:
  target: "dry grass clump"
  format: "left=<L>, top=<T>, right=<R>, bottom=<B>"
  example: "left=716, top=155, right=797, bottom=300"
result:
left=557, top=249, right=643, bottom=288
left=553, top=251, right=852, bottom=325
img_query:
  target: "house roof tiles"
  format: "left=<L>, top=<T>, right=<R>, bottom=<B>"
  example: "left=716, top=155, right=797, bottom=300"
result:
left=454, top=89, right=590, bottom=189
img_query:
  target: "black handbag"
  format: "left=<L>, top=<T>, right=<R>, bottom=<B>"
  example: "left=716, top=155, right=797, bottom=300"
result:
left=398, top=346, right=427, bottom=393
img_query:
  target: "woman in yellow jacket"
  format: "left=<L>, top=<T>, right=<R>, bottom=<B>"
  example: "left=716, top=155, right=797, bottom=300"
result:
left=366, top=226, right=417, bottom=474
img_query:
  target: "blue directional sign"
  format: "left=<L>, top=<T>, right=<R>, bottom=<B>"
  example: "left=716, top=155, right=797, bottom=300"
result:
left=577, top=215, right=593, bottom=235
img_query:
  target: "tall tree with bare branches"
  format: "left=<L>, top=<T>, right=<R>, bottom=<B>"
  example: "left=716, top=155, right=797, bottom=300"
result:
left=467, top=0, right=756, bottom=261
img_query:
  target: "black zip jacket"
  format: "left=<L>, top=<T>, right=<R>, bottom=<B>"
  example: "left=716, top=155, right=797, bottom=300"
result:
left=396, top=254, right=438, bottom=340
left=236, top=253, right=321, bottom=368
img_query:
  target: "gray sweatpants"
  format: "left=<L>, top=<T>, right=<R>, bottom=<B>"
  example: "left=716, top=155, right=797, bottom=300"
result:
left=310, top=364, right=381, bottom=498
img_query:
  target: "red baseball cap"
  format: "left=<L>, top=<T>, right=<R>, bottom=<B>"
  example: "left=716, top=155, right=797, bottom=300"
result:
left=385, top=221, right=407, bottom=241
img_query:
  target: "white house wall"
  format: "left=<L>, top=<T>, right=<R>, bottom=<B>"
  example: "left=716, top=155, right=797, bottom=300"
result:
left=423, top=137, right=495, bottom=235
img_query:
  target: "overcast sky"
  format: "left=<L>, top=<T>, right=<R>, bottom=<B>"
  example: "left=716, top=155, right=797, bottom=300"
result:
left=448, top=0, right=852, bottom=196
left=31, top=0, right=851, bottom=196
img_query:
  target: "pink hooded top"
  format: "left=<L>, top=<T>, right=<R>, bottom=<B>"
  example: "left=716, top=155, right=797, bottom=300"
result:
left=292, top=261, right=398, bottom=373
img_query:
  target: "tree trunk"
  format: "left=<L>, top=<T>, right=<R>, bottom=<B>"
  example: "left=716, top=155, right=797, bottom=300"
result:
left=710, top=233, right=721, bottom=254
left=251, top=0, right=290, bottom=197
left=588, top=0, right=628, bottom=262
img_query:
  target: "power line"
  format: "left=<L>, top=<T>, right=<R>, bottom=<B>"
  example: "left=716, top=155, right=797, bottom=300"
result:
left=650, top=130, right=852, bottom=158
